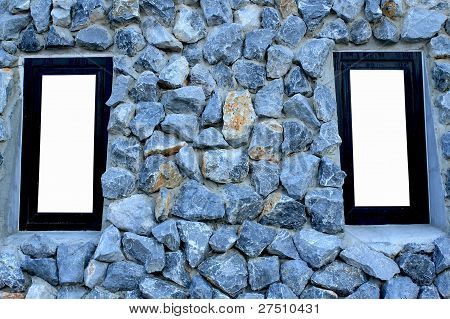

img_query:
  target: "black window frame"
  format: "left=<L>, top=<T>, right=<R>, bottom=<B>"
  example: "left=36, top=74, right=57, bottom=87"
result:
left=20, top=57, right=113, bottom=231
left=333, top=51, right=429, bottom=225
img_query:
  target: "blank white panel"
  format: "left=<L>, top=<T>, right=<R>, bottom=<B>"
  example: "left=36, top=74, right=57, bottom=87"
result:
left=37, top=75, right=96, bottom=213
left=350, top=70, right=410, bottom=207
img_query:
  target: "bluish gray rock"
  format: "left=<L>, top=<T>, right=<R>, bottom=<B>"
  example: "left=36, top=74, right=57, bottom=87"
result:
left=20, top=234, right=57, bottom=258
left=0, top=118, right=8, bottom=141
left=432, top=61, right=450, bottom=92
left=381, top=276, right=419, bottom=299
left=17, top=26, right=45, bottom=52
left=142, top=17, right=182, bottom=51
left=115, top=26, right=146, bottom=57
left=122, top=232, right=165, bottom=273
left=254, top=79, right=283, bottom=118
left=319, top=157, right=346, bottom=188
left=434, top=270, right=450, bottom=298
left=76, top=25, right=113, bottom=51
left=190, top=274, right=213, bottom=299
left=162, top=251, right=191, bottom=287
left=140, top=0, right=175, bottom=26
left=311, top=122, right=342, bottom=156
left=183, top=43, right=203, bottom=67
left=200, top=0, right=232, bottom=26
left=110, top=56, right=138, bottom=81
left=161, top=113, right=199, bottom=142
left=373, top=17, right=400, bottom=43
left=442, top=131, right=450, bottom=158
left=280, top=152, right=320, bottom=200
left=212, top=63, right=236, bottom=89
left=108, top=102, right=135, bottom=134
left=276, top=15, right=306, bottom=48
left=234, top=4, right=262, bottom=32
left=261, top=7, right=280, bottom=30
left=144, top=131, right=187, bottom=157
left=0, top=48, right=18, bottom=68
left=26, top=277, right=57, bottom=299
left=349, top=18, right=372, bottom=44
left=250, top=160, right=279, bottom=197
left=84, top=287, right=120, bottom=299
left=84, top=259, right=108, bottom=289
left=107, top=194, right=156, bottom=236
left=51, top=8, right=71, bottom=28
left=0, top=251, right=25, bottom=291
left=429, top=34, right=450, bottom=59
left=260, top=192, right=307, bottom=229
left=175, top=146, right=202, bottom=181
left=152, top=220, right=180, bottom=251
left=162, top=86, right=206, bottom=116
left=296, top=38, right=334, bottom=78
left=305, top=188, right=344, bottom=234
left=223, top=183, right=263, bottom=224
left=172, top=180, right=225, bottom=220
left=300, top=285, right=337, bottom=299
left=0, top=13, right=30, bottom=40
left=108, top=0, right=139, bottom=25
left=266, top=45, right=293, bottom=79
left=102, top=261, right=146, bottom=292
left=297, top=0, right=333, bottom=29
left=134, top=45, right=168, bottom=73
left=203, top=23, right=243, bottom=65
left=340, top=245, right=400, bottom=280
left=101, top=167, right=136, bottom=200
left=177, top=220, right=213, bottom=267
left=267, top=230, right=300, bottom=259
left=202, top=148, right=249, bottom=183
left=0, top=69, right=13, bottom=114
left=110, top=136, right=143, bottom=174
left=281, top=259, right=313, bottom=296
left=139, top=277, right=188, bottom=299
left=57, top=242, right=96, bottom=284
left=318, top=18, right=350, bottom=44
left=46, top=26, right=75, bottom=48
left=106, top=76, right=132, bottom=107
left=173, top=6, right=207, bottom=43
left=94, top=225, right=124, bottom=263
left=22, top=256, right=59, bottom=286
left=332, top=0, right=364, bottom=21
left=30, top=0, right=51, bottom=33
left=402, top=242, right=435, bottom=254
left=232, top=59, right=266, bottom=92
left=193, top=128, right=228, bottom=148
left=57, top=286, right=88, bottom=299
left=313, top=85, right=337, bottom=122
left=190, top=64, right=216, bottom=97
left=365, top=0, right=382, bottom=21
left=397, top=252, right=436, bottom=285
left=159, top=56, right=190, bottom=89
left=237, top=292, right=264, bottom=299
left=243, top=29, right=275, bottom=61
left=283, top=94, right=321, bottom=129
left=201, top=92, right=222, bottom=126
left=401, top=8, right=446, bottom=42
left=248, top=256, right=280, bottom=290
left=284, top=66, right=312, bottom=97
left=70, top=0, right=106, bottom=31
left=236, top=220, right=277, bottom=257
left=266, top=282, right=297, bottom=299
left=346, top=281, right=380, bottom=299
left=418, top=285, right=441, bottom=299
left=248, top=120, right=283, bottom=161
left=198, top=250, right=248, bottom=296
left=209, top=226, right=238, bottom=252
left=292, top=228, right=341, bottom=269
left=138, top=155, right=182, bottom=193
left=433, top=237, right=450, bottom=273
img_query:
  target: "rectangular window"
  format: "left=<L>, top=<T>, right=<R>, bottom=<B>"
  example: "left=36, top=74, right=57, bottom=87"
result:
left=20, top=58, right=112, bottom=230
left=334, top=52, right=429, bottom=225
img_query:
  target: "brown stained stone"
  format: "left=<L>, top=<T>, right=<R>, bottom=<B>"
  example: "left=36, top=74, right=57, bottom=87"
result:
left=276, top=0, right=299, bottom=19
left=155, top=188, right=173, bottom=222
left=0, top=292, right=26, bottom=299
left=382, top=1, right=397, bottom=18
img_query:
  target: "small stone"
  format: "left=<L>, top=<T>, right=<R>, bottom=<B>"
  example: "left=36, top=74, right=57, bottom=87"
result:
left=139, top=277, right=188, bottom=299
left=111, top=56, right=138, bottom=80
left=110, top=136, right=143, bottom=173
left=267, top=230, right=300, bottom=259
left=102, top=261, right=145, bottom=292
left=202, top=148, right=249, bottom=183
left=275, top=0, right=298, bottom=18
left=0, top=13, right=30, bottom=40
left=22, top=256, right=59, bottom=286
left=115, top=26, right=146, bottom=57
left=76, top=25, right=113, bottom=51
left=26, top=277, right=57, bottom=299
left=313, top=85, right=337, bottom=122
left=9, top=0, right=30, bottom=14
left=381, top=276, right=420, bottom=299
left=172, top=180, right=225, bottom=220
left=193, top=127, right=229, bottom=148
left=442, top=132, right=450, bottom=158
left=402, top=243, right=436, bottom=254
left=248, top=256, right=279, bottom=290
left=46, top=26, right=75, bottom=48
left=159, top=56, right=190, bottom=89
left=266, top=45, right=293, bottom=80
left=51, top=8, right=71, bottom=28
left=259, top=192, right=306, bottom=229
left=429, top=34, right=450, bottom=59
left=281, top=120, right=313, bottom=155
left=346, top=281, right=380, bottom=299
left=107, top=194, right=156, bottom=236
left=162, top=86, right=206, bottom=116
left=397, top=252, right=436, bottom=285
left=418, top=285, right=441, bottom=299
left=134, top=45, right=168, bottom=73
left=109, top=0, right=140, bottom=25
left=349, top=18, right=372, bottom=45
left=138, top=155, right=183, bottom=193
left=155, top=188, right=174, bottom=222
left=30, top=0, right=51, bottom=33
left=234, top=4, right=261, bottom=32
left=0, top=118, right=9, bottom=141
left=433, top=237, right=450, bottom=273
left=261, top=7, right=280, bottom=30
left=0, top=48, right=18, bottom=68
left=237, top=292, right=264, bottom=299
left=144, top=131, right=187, bottom=157
left=212, top=63, right=236, bottom=89
left=332, top=0, right=364, bottom=21
left=190, top=274, right=213, bottom=299
left=108, top=102, right=135, bottom=135
left=432, top=61, right=450, bottom=92
left=305, top=188, right=344, bottom=234
left=236, top=220, right=277, bottom=257
left=284, top=66, right=312, bottom=97
left=254, top=79, right=283, bottom=118
left=297, top=0, right=333, bottom=29
left=152, top=220, right=180, bottom=251
left=402, top=8, right=446, bottom=42
left=142, top=17, right=183, bottom=51
left=177, top=220, right=213, bottom=267
left=340, top=245, right=400, bottom=281
left=190, top=64, right=216, bottom=97
left=85, top=287, right=120, bottom=299
left=311, top=122, right=342, bottom=156
left=140, top=0, right=175, bottom=25
left=232, top=59, right=265, bottom=92
left=101, top=167, right=136, bottom=200
left=57, top=242, right=96, bottom=284
left=277, top=15, right=306, bottom=48
left=283, top=94, right=321, bottom=129
left=203, top=23, right=243, bottom=65
left=198, top=250, right=248, bottom=297
left=200, top=0, right=232, bottom=26
left=266, top=282, right=297, bottom=298
left=365, top=0, right=382, bottom=21
left=93, top=225, right=124, bottom=263
left=84, top=260, right=108, bottom=289
left=292, top=228, right=341, bottom=269
left=57, top=286, right=88, bottom=299
left=70, top=0, right=106, bottom=31
left=318, top=157, right=346, bottom=188
left=0, top=252, right=26, bottom=291
left=280, top=152, right=320, bottom=200
left=373, top=16, right=399, bottom=43
left=17, top=26, right=45, bottom=52
left=106, top=76, right=132, bottom=107
left=175, top=146, right=202, bottom=181
left=281, top=259, right=313, bottom=296
left=162, top=251, right=190, bottom=287
left=296, top=38, right=334, bottom=79
left=248, top=120, right=282, bottom=161
left=201, top=92, right=222, bottom=126
left=20, top=234, right=57, bottom=258
left=183, top=43, right=203, bottom=67
left=223, top=183, right=263, bottom=224
left=367, top=242, right=402, bottom=259
left=130, top=71, right=158, bottom=103
left=318, top=18, right=349, bottom=44
left=243, top=29, right=275, bottom=61
left=209, top=226, right=238, bottom=252
left=173, top=6, right=206, bottom=44
left=250, top=160, right=280, bottom=197
left=434, top=270, right=450, bottom=298
left=160, top=113, right=199, bottom=142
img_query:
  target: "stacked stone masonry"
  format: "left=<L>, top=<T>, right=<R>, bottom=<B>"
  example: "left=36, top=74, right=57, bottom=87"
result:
left=0, top=0, right=450, bottom=299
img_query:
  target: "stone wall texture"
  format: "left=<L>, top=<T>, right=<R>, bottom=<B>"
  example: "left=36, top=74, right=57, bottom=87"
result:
left=1, top=0, right=450, bottom=299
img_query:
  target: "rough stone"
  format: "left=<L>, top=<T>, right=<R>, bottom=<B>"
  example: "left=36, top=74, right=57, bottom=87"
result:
left=212, top=62, right=236, bottom=89
left=30, top=0, right=51, bottom=33
left=381, top=276, right=420, bottom=299
left=175, top=146, right=202, bottom=181
left=267, top=229, right=300, bottom=259
left=109, top=0, right=139, bottom=25
left=101, top=167, right=136, bottom=199
left=318, top=18, right=350, bottom=44
left=297, top=0, right=333, bottom=29
left=140, top=0, right=175, bottom=26
left=190, top=64, right=216, bottom=97
left=442, top=132, right=450, bottom=158
left=138, top=155, right=182, bottom=193
left=365, top=0, right=382, bottom=21
left=142, top=17, right=183, bottom=51
left=248, top=256, right=279, bottom=290
left=313, top=85, right=337, bottom=122
left=193, top=128, right=228, bottom=148
left=76, top=25, right=113, bottom=51
left=0, top=118, right=8, bottom=141
left=162, top=251, right=190, bottom=287
left=183, top=43, right=203, bottom=67
left=25, top=277, right=57, bottom=299
left=418, top=285, right=441, bottom=299
left=397, top=252, right=436, bottom=285
left=311, top=122, right=342, bottom=156
left=57, top=286, right=88, bottom=299
left=280, top=120, right=313, bottom=154
left=266, top=46, right=293, bottom=80
left=381, top=0, right=405, bottom=17
left=115, top=26, right=145, bottom=57
left=347, top=281, right=380, bottom=299
left=0, top=69, right=13, bottom=114
left=248, top=120, right=282, bottom=161
left=284, top=66, right=312, bottom=97
left=161, top=113, right=199, bottom=142
left=429, top=34, right=450, bottom=58
left=22, top=256, right=59, bottom=286
left=70, top=0, right=106, bottom=31
left=203, top=23, right=243, bottom=65
left=234, top=4, right=261, bottom=32
left=237, top=292, right=264, bottom=299
left=276, top=15, right=306, bottom=48
left=154, top=188, right=174, bottom=222
left=266, top=282, right=297, bottom=298
left=296, top=38, right=334, bottom=78
left=20, top=234, right=57, bottom=258
left=373, top=17, right=400, bottom=43
left=235, top=220, right=277, bottom=257
left=434, top=270, right=450, bottom=298
left=201, top=92, right=222, bottom=125
left=332, top=0, right=364, bottom=21
left=223, top=183, right=263, bottom=224
left=84, top=260, right=108, bottom=289
left=102, top=261, right=145, bottom=292
left=349, top=18, right=372, bottom=45
left=152, top=220, right=180, bottom=251
left=432, top=61, right=450, bottom=92
left=250, top=160, right=279, bottom=197
left=202, top=148, right=249, bottom=183
left=0, top=13, right=30, bottom=40
left=319, top=157, right=346, bottom=188
left=110, top=136, right=143, bottom=173
left=305, top=188, right=344, bottom=234
left=0, top=48, right=18, bottom=68
left=173, top=6, right=206, bottom=44
left=51, top=8, right=71, bottom=28
left=162, top=86, right=206, bottom=116
left=134, top=45, right=168, bottom=73
left=275, top=0, right=297, bottom=19
left=190, top=274, right=213, bottom=299
left=281, top=259, right=313, bottom=296
left=139, top=277, right=188, bottom=299
left=261, top=7, right=280, bottom=30
left=144, top=131, right=187, bottom=157
left=243, top=29, right=275, bottom=61
left=300, top=285, right=337, bottom=299
left=93, top=225, right=125, bottom=263
left=200, top=0, right=233, bottom=26
left=401, top=8, right=446, bottom=41
left=259, top=192, right=306, bottom=229
left=209, top=226, right=238, bottom=252
left=130, top=71, right=158, bottom=102
left=232, top=59, right=265, bottom=92
left=108, top=102, right=135, bottom=135
left=46, top=26, right=75, bottom=48
left=433, top=237, right=450, bottom=273
left=57, top=242, right=96, bottom=284
left=106, top=76, right=132, bottom=107
left=17, top=26, right=45, bottom=52
left=283, top=94, right=321, bottom=129
left=159, top=56, right=190, bottom=89
left=177, top=221, right=213, bottom=267
left=254, top=79, right=283, bottom=118
left=84, top=287, right=119, bottom=299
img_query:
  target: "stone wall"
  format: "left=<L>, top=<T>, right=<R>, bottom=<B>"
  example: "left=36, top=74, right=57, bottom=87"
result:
left=0, top=0, right=450, bottom=299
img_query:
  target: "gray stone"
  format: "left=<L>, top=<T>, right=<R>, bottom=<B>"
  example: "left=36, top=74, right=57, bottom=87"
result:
left=8, top=0, right=30, bottom=13
left=115, top=26, right=146, bottom=57
left=17, top=26, right=45, bottom=52
left=236, top=220, right=277, bottom=257
left=0, top=69, right=13, bottom=114
left=0, top=48, right=18, bottom=68
left=266, top=45, right=293, bottom=80
left=311, top=122, right=342, bottom=156
left=267, top=230, right=300, bottom=259
left=212, top=288, right=230, bottom=299
left=109, top=0, right=139, bottom=24
left=296, top=38, right=334, bottom=78
left=84, top=287, right=120, bottom=299
left=305, top=188, right=344, bottom=234
left=57, top=286, right=88, bottom=299
left=402, top=242, right=435, bottom=254
left=202, top=148, right=249, bottom=183
left=57, top=242, right=96, bottom=284
left=138, top=155, right=183, bottom=193
left=107, top=194, right=156, bottom=236
left=381, top=276, right=420, bottom=299
left=281, top=120, right=313, bottom=154
left=442, top=132, right=450, bottom=158
left=203, top=23, right=243, bottom=65
left=367, top=242, right=403, bottom=259
left=0, top=117, right=8, bottom=141
left=26, top=277, right=57, bottom=299
left=177, top=221, right=213, bottom=267
left=373, top=17, right=400, bottom=43
left=313, top=85, right=337, bottom=122
left=349, top=18, right=372, bottom=45
left=347, top=281, right=380, bottom=299
left=0, top=13, right=30, bottom=40
left=162, top=86, right=206, bottom=116
left=429, top=34, right=450, bottom=59
left=152, top=220, right=180, bottom=251
left=284, top=66, right=313, bottom=97
left=46, top=26, right=75, bottom=48
left=201, top=92, right=222, bottom=126
left=434, top=270, right=450, bottom=298
left=134, top=45, right=168, bottom=73
left=102, top=261, right=145, bottom=292
left=319, top=157, right=346, bottom=188
left=154, top=188, right=173, bottom=222
left=277, top=15, right=306, bottom=48
left=173, top=6, right=206, bottom=43
left=113, top=56, right=139, bottom=78
left=401, top=8, right=446, bottom=41
left=76, top=25, right=113, bottom=51
left=200, top=0, right=232, bottom=26
left=190, top=64, right=216, bottom=97
left=254, top=79, right=283, bottom=118
left=51, top=8, right=71, bottom=28
left=175, top=146, right=202, bottom=181
left=318, top=18, right=350, bottom=44
left=190, top=274, right=213, bottom=299
left=283, top=94, right=321, bottom=129
left=101, top=167, right=136, bottom=200
left=110, top=136, right=143, bottom=173
left=340, top=245, right=400, bottom=280
left=234, top=4, right=261, bottom=32
left=93, top=225, right=124, bottom=263
left=212, top=63, right=236, bottom=89
left=193, top=127, right=229, bottom=148
left=261, top=7, right=280, bottom=30
left=300, top=285, right=337, bottom=299
left=432, top=61, right=450, bottom=92
left=418, top=285, right=441, bottom=299
left=232, top=59, right=265, bottom=92
left=30, top=0, right=51, bottom=32
left=140, top=0, right=175, bottom=26
left=223, top=183, right=263, bottom=224
left=84, top=260, right=108, bottom=289
left=209, top=226, right=238, bottom=252
left=142, top=17, right=183, bottom=51
left=266, top=282, right=297, bottom=298
left=365, top=0, right=382, bottom=21
left=161, top=113, right=199, bottom=142
left=292, top=228, right=341, bottom=269
left=250, top=160, right=279, bottom=197
left=198, top=250, right=248, bottom=296
left=434, top=237, right=450, bottom=273
left=20, top=234, right=57, bottom=258
left=0, top=252, right=25, bottom=291
left=259, top=192, right=307, bottom=229
left=159, top=56, right=190, bottom=89
left=70, top=0, right=106, bottom=31
left=280, top=152, right=320, bottom=200
left=22, top=256, right=58, bottom=286
left=237, top=292, right=264, bottom=299
left=332, top=0, right=364, bottom=21
left=183, top=42, right=203, bottom=66
left=397, top=252, right=436, bottom=285
left=139, top=277, right=188, bottom=299
left=106, top=76, right=132, bottom=107
left=281, top=259, right=313, bottom=296
left=172, top=180, right=225, bottom=220
left=248, top=256, right=279, bottom=290
left=243, top=29, right=275, bottom=61
left=108, top=102, right=135, bottom=135
left=248, top=120, right=282, bottom=161
left=297, top=0, right=333, bottom=29
left=144, top=131, right=187, bottom=157
left=162, top=251, right=190, bottom=287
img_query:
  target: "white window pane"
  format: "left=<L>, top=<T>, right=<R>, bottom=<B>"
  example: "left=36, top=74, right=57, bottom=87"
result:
left=37, top=75, right=96, bottom=213
left=350, top=70, right=410, bottom=207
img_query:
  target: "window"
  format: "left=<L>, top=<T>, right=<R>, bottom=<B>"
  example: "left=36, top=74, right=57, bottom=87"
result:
left=20, top=58, right=113, bottom=230
left=334, top=52, right=429, bottom=225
